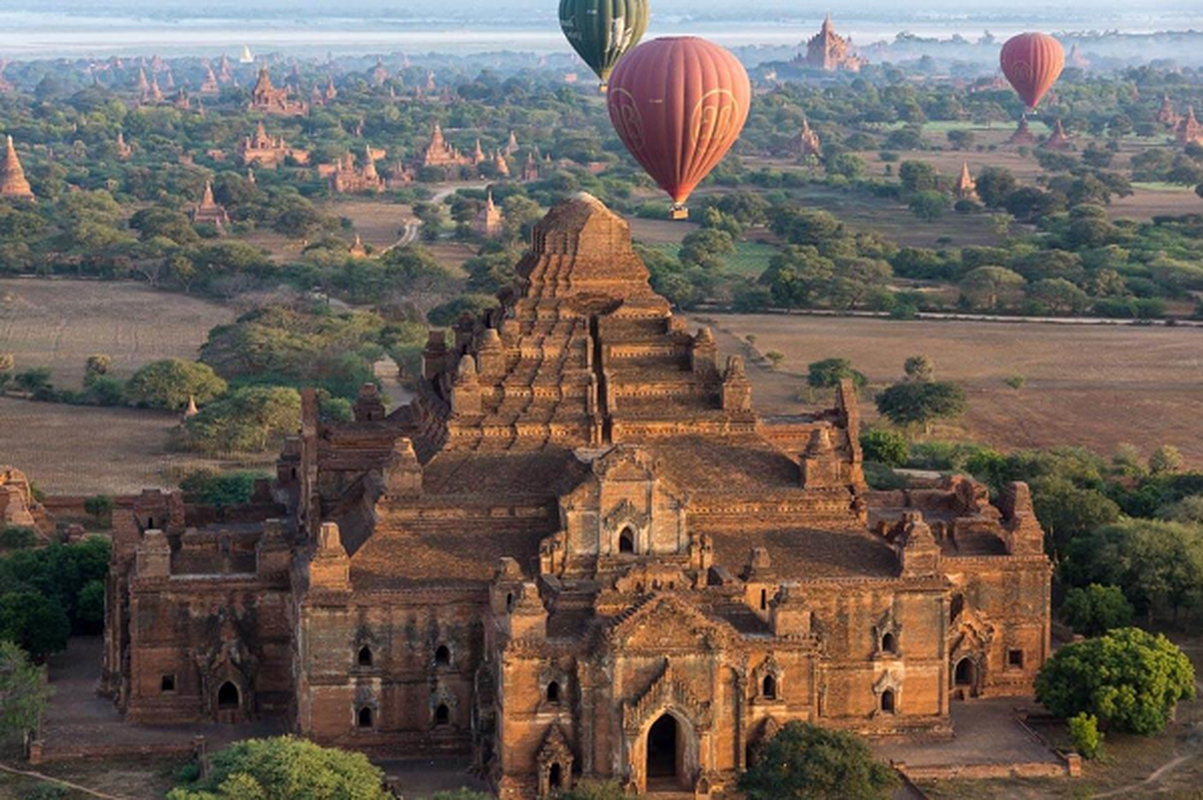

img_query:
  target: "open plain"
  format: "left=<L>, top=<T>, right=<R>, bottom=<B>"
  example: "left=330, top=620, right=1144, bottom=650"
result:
left=691, top=312, right=1203, bottom=466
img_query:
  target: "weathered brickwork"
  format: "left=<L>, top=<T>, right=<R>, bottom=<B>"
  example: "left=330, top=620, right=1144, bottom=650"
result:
left=104, top=193, right=1051, bottom=797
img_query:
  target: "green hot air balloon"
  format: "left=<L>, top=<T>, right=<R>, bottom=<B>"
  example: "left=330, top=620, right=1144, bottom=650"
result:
left=559, top=0, right=649, bottom=91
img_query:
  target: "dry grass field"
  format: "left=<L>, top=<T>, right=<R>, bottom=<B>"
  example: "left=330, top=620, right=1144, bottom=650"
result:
left=689, top=312, right=1203, bottom=467
left=329, top=198, right=411, bottom=250
left=0, top=279, right=259, bottom=494
left=0, top=279, right=234, bottom=386
left=0, top=396, right=273, bottom=494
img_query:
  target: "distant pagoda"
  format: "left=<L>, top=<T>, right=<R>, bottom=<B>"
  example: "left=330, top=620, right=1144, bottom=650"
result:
left=1157, top=95, right=1180, bottom=128
left=796, top=117, right=822, bottom=158
left=192, top=181, right=229, bottom=230
left=954, top=162, right=978, bottom=201
left=249, top=67, right=308, bottom=116
left=473, top=191, right=504, bottom=238
left=1041, top=119, right=1073, bottom=151
left=1007, top=114, right=1037, bottom=145
left=1177, top=107, right=1203, bottom=146
left=0, top=136, right=35, bottom=201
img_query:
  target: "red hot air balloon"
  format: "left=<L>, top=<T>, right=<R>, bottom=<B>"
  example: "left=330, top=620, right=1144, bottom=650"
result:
left=1000, top=32, right=1064, bottom=110
left=606, top=37, right=750, bottom=219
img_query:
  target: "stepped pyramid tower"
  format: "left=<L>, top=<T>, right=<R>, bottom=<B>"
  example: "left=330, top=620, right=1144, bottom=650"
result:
left=104, top=193, right=1051, bottom=799
left=1042, top=119, right=1072, bottom=151
left=1007, top=113, right=1036, bottom=145
left=0, top=136, right=35, bottom=201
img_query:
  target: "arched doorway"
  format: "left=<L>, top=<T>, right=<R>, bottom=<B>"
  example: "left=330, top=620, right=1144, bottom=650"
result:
left=618, top=527, right=635, bottom=554
left=214, top=680, right=242, bottom=722
left=953, top=657, right=976, bottom=698
left=646, top=714, right=679, bottom=788
left=548, top=763, right=563, bottom=791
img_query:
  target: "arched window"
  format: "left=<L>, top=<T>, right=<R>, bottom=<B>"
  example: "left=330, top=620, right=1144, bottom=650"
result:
left=547, top=681, right=560, bottom=703
left=549, top=763, right=563, bottom=790
left=618, top=527, right=635, bottom=554
left=955, top=657, right=974, bottom=687
left=435, top=703, right=450, bottom=725
left=762, top=674, right=777, bottom=700
left=881, top=689, right=896, bottom=713
left=357, top=646, right=373, bottom=667
left=760, top=589, right=767, bottom=610
left=435, top=645, right=451, bottom=667
left=358, top=706, right=373, bottom=728
left=505, top=592, right=514, bottom=612
left=217, top=681, right=239, bottom=710
left=881, top=632, right=897, bottom=654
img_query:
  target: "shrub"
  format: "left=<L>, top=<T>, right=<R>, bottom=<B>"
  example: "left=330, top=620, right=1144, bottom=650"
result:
left=1005, top=374, right=1026, bottom=390
left=764, top=350, right=785, bottom=369
left=1061, top=584, right=1134, bottom=636
left=1067, top=712, right=1103, bottom=759
left=807, top=358, right=867, bottom=390
left=179, top=471, right=262, bottom=506
left=860, top=429, right=909, bottom=468
left=0, top=527, right=37, bottom=550
left=127, top=359, right=227, bottom=410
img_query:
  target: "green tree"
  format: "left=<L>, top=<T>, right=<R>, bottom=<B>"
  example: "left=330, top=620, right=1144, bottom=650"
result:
left=1035, top=627, right=1195, bottom=735
left=14, top=368, right=52, bottom=395
left=186, top=386, right=302, bottom=455
left=0, top=591, right=71, bottom=658
left=500, top=195, right=543, bottom=243
left=974, top=167, right=1018, bottom=208
left=899, top=160, right=939, bottom=194
left=0, top=353, right=13, bottom=391
left=84, top=354, right=111, bottom=385
left=1030, top=278, right=1089, bottom=315
left=75, top=579, right=106, bottom=632
left=739, top=721, right=897, bottom=800
left=0, top=641, right=49, bottom=742
left=762, top=246, right=834, bottom=309
left=909, top=190, right=949, bottom=222
left=558, top=780, right=626, bottom=800
left=1066, top=519, right=1203, bottom=623
left=1032, top=480, right=1120, bottom=561
left=179, top=471, right=262, bottom=506
left=1061, top=584, right=1134, bottom=637
left=875, top=381, right=966, bottom=434
left=1149, top=445, right=1185, bottom=475
left=860, top=429, right=909, bottom=468
left=0, top=527, right=37, bottom=550
left=165, top=736, right=391, bottom=800
left=679, top=228, right=735, bottom=270
left=127, top=359, right=227, bottom=410
left=1067, top=712, right=1103, bottom=759
left=807, top=358, right=867, bottom=390
left=959, top=266, right=1026, bottom=311
left=83, top=494, right=114, bottom=524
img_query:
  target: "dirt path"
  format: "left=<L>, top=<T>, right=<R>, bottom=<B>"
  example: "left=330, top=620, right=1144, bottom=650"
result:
left=380, top=181, right=488, bottom=255
left=1093, top=752, right=1195, bottom=798
left=0, top=763, right=128, bottom=800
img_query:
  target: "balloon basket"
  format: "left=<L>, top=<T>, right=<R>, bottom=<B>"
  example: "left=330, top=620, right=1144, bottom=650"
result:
left=669, top=205, right=689, bottom=221
left=598, top=82, right=609, bottom=94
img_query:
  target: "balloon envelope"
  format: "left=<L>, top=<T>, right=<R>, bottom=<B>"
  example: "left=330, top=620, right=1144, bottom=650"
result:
left=558, top=0, right=649, bottom=87
left=607, top=37, right=751, bottom=212
left=1000, top=33, right=1064, bottom=110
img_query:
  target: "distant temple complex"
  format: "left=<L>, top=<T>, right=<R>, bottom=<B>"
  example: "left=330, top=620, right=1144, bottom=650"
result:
left=1176, top=106, right=1203, bottom=146
left=794, top=15, right=866, bottom=72
left=100, top=194, right=1051, bottom=798
left=0, top=136, right=35, bottom=201
left=249, top=67, right=308, bottom=116
left=239, top=122, right=310, bottom=168
left=191, top=181, right=229, bottom=230
left=416, top=123, right=474, bottom=170
left=321, top=148, right=385, bottom=194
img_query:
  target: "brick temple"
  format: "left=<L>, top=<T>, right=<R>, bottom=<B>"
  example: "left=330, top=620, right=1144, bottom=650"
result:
left=102, top=194, right=1051, bottom=797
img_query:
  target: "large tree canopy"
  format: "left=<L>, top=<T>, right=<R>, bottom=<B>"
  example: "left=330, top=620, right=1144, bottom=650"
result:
left=166, top=736, right=391, bottom=800
left=739, top=722, right=897, bottom=800
left=1035, top=627, right=1195, bottom=735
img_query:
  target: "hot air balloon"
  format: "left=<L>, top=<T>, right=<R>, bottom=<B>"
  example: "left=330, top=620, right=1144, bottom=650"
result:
left=559, top=0, right=649, bottom=91
left=1000, top=33, right=1064, bottom=110
left=607, top=37, right=751, bottom=219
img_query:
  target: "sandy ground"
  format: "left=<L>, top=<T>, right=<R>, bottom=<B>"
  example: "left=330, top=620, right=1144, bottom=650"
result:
left=689, top=312, right=1203, bottom=466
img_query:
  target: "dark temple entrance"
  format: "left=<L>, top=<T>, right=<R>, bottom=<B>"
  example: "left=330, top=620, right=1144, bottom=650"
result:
left=646, top=714, right=678, bottom=785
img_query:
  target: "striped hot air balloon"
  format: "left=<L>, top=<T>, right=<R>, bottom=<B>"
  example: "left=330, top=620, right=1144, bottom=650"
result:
left=558, top=0, right=649, bottom=91
left=1000, top=33, right=1065, bottom=110
left=606, top=37, right=751, bottom=219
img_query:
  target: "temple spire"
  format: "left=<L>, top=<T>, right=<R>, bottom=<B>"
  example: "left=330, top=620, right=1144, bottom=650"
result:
left=0, top=135, right=35, bottom=201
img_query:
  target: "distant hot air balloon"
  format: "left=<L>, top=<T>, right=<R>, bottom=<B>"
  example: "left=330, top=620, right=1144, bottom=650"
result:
left=1000, top=33, right=1064, bottom=110
left=607, top=37, right=751, bottom=219
left=559, top=0, right=649, bottom=91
